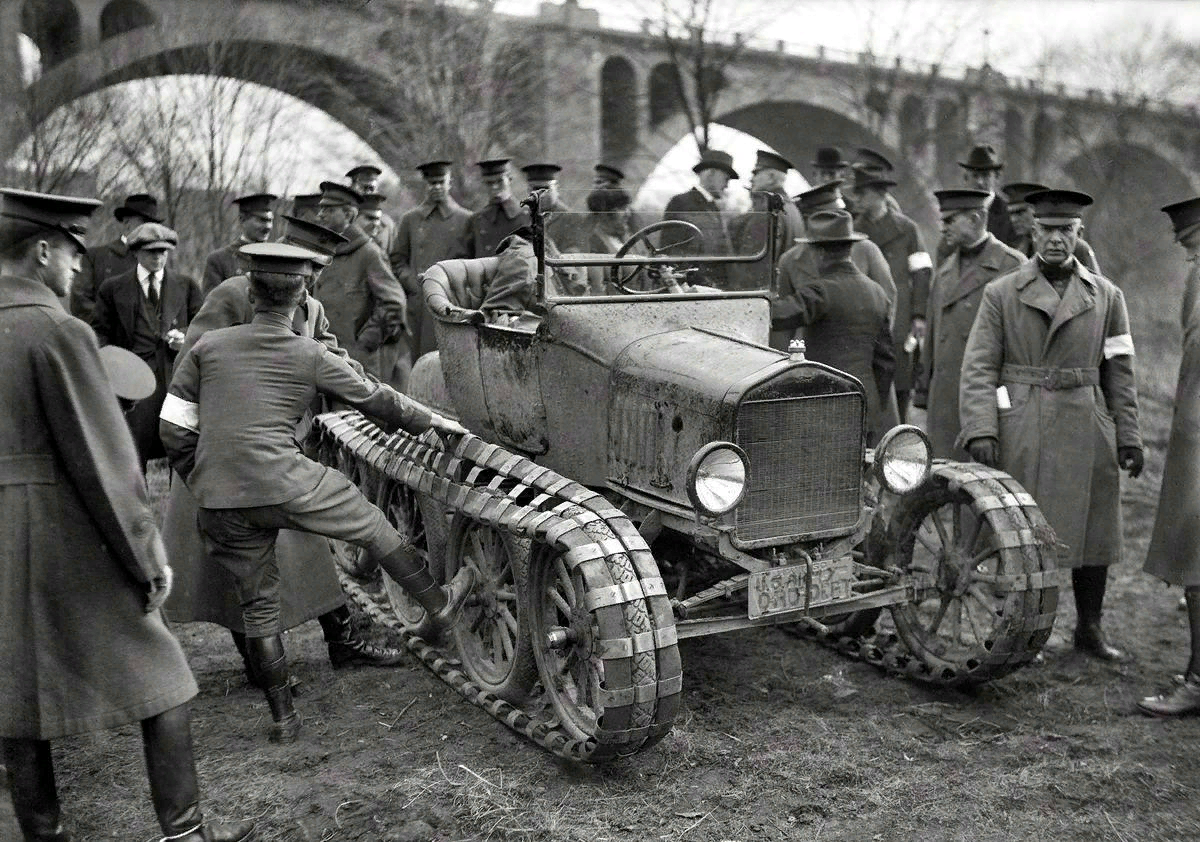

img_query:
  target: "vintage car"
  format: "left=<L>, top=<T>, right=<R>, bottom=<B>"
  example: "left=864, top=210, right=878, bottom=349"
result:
left=314, top=194, right=1058, bottom=762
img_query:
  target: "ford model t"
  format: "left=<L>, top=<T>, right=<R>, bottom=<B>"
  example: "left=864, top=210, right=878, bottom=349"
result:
left=312, top=193, right=1059, bottom=762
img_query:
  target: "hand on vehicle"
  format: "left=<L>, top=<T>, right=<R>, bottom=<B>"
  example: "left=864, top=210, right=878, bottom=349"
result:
left=430, top=413, right=469, bottom=438
left=145, top=565, right=173, bottom=614
left=967, top=436, right=1000, bottom=467
left=1118, top=446, right=1144, bottom=478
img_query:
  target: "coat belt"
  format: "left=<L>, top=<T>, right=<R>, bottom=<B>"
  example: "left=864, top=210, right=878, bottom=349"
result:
left=0, top=453, right=56, bottom=485
left=1000, top=364, right=1100, bottom=390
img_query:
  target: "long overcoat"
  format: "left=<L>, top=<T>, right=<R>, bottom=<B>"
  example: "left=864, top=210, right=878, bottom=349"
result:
left=393, top=199, right=471, bottom=357
left=463, top=196, right=528, bottom=260
left=202, top=240, right=247, bottom=298
left=958, top=259, right=1141, bottom=568
left=69, top=237, right=136, bottom=322
left=0, top=276, right=196, bottom=739
left=923, top=235, right=1025, bottom=458
left=1145, top=258, right=1200, bottom=585
left=663, top=187, right=732, bottom=289
left=162, top=276, right=349, bottom=631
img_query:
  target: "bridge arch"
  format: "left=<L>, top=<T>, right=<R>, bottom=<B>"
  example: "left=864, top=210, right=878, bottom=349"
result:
left=21, top=0, right=82, bottom=68
left=100, top=0, right=156, bottom=41
left=600, top=55, right=637, bottom=166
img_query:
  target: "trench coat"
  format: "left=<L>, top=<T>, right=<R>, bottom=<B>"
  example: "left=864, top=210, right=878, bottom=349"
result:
left=855, top=207, right=931, bottom=392
left=162, top=276, right=351, bottom=631
left=92, top=267, right=203, bottom=464
left=958, top=259, right=1141, bottom=568
left=463, top=196, right=529, bottom=260
left=393, top=198, right=471, bottom=357
left=0, top=276, right=196, bottom=739
left=922, top=235, right=1026, bottom=459
left=69, top=237, right=136, bottom=322
left=1145, top=258, right=1200, bottom=585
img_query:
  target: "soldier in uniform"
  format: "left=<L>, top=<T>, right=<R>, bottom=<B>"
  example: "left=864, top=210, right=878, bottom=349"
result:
left=728, top=150, right=804, bottom=291
left=357, top=192, right=387, bottom=248
left=916, top=188, right=1025, bottom=459
left=314, top=181, right=409, bottom=383
left=393, top=160, right=471, bottom=358
left=1139, top=197, right=1200, bottom=715
left=164, top=216, right=406, bottom=687
left=91, top=222, right=203, bottom=471
left=770, top=210, right=895, bottom=443
left=958, top=189, right=1143, bottom=661
left=161, top=242, right=475, bottom=742
left=290, top=193, right=323, bottom=223
left=850, top=166, right=933, bottom=419
left=202, top=193, right=277, bottom=297
left=809, top=146, right=851, bottom=186
left=0, top=188, right=253, bottom=842
left=1003, top=181, right=1101, bottom=271
left=663, top=149, right=738, bottom=289
left=69, top=192, right=160, bottom=322
left=593, top=163, right=626, bottom=188
left=523, top=163, right=585, bottom=253
left=959, top=144, right=1017, bottom=247
left=346, top=164, right=396, bottom=256
left=464, top=158, right=529, bottom=258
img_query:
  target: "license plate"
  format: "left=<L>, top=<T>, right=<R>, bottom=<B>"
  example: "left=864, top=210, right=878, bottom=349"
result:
left=748, top=556, right=856, bottom=619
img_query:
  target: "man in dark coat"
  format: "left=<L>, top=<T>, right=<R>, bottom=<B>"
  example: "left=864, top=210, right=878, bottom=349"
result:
left=68, top=192, right=160, bottom=322
left=728, top=149, right=804, bottom=291
left=593, top=163, right=626, bottom=188
left=809, top=146, right=851, bottom=186
left=1003, top=181, right=1101, bottom=271
left=0, top=188, right=253, bottom=842
left=523, top=162, right=586, bottom=254
left=164, top=216, right=405, bottom=684
left=393, top=160, right=471, bottom=357
left=1141, top=196, right=1200, bottom=715
left=663, top=148, right=738, bottom=289
left=916, top=188, right=1025, bottom=458
left=92, top=222, right=203, bottom=471
left=770, top=209, right=895, bottom=443
left=959, top=144, right=1017, bottom=247
left=463, top=158, right=529, bottom=258
left=958, top=189, right=1143, bottom=662
left=348, top=164, right=397, bottom=257
left=161, top=242, right=474, bottom=742
left=290, top=193, right=323, bottom=223
left=201, top=192, right=276, bottom=296
left=850, top=167, right=932, bottom=419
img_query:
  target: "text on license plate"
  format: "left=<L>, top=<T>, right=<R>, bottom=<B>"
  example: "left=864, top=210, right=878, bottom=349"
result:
left=748, top=556, right=856, bottom=620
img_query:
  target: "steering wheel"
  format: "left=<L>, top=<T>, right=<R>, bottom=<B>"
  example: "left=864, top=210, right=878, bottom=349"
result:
left=610, top=220, right=703, bottom=294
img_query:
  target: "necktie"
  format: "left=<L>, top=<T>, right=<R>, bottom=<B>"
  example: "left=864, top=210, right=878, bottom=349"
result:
left=147, top=274, right=160, bottom=309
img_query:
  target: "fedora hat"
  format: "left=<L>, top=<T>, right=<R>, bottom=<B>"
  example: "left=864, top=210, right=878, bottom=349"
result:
left=113, top=193, right=162, bottom=224
left=798, top=209, right=867, bottom=244
left=958, top=144, right=1004, bottom=171
left=693, top=149, right=739, bottom=179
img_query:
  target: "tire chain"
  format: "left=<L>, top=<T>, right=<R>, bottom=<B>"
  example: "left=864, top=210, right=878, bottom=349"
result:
left=313, top=410, right=680, bottom=762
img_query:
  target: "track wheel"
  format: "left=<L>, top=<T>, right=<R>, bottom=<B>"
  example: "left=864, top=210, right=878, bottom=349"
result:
left=885, top=467, right=1058, bottom=685
left=445, top=515, right=537, bottom=703
left=380, top=483, right=449, bottom=628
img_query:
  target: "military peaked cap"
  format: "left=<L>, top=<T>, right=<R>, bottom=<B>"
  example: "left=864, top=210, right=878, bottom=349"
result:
left=810, top=146, right=849, bottom=169
left=794, top=180, right=845, bottom=215
left=476, top=158, right=512, bottom=177
left=854, top=147, right=894, bottom=173
left=346, top=164, right=382, bottom=180
left=959, top=144, right=1004, bottom=170
left=693, top=149, right=739, bottom=179
left=359, top=193, right=387, bottom=212
left=851, top=166, right=896, bottom=191
left=1026, top=189, right=1093, bottom=223
left=594, top=163, right=625, bottom=184
left=521, top=163, right=562, bottom=184
left=240, top=242, right=325, bottom=277
left=281, top=215, right=346, bottom=264
left=753, top=150, right=794, bottom=174
left=586, top=187, right=632, bottom=213
left=934, top=188, right=991, bottom=214
left=290, top=194, right=322, bottom=213
left=127, top=222, right=178, bottom=251
left=113, top=193, right=162, bottom=224
left=1161, top=196, right=1200, bottom=243
left=1001, top=182, right=1050, bottom=210
left=797, top=209, right=867, bottom=244
left=0, top=188, right=102, bottom=253
left=318, top=181, right=363, bottom=207
left=232, top=193, right=277, bottom=215
left=417, top=161, right=453, bottom=178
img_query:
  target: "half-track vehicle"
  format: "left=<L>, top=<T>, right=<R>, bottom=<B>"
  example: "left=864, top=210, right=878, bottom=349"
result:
left=313, top=193, right=1059, bottom=762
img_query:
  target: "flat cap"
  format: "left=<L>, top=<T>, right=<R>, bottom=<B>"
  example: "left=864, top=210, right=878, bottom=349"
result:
left=521, top=163, right=562, bottom=183
left=693, top=149, right=739, bottom=179
left=854, top=147, right=894, bottom=174
left=959, top=144, right=1004, bottom=170
left=359, top=193, right=387, bottom=212
left=280, top=215, right=347, bottom=264
left=476, top=158, right=512, bottom=177
left=346, top=164, right=382, bottom=180
left=811, top=146, right=849, bottom=170
left=753, top=150, right=794, bottom=174
left=1161, top=196, right=1200, bottom=243
left=113, top=193, right=162, bottom=224
left=1001, top=181, right=1050, bottom=210
left=416, top=160, right=452, bottom=178
left=794, top=179, right=845, bottom=215
left=851, top=166, right=896, bottom=191
left=239, top=242, right=325, bottom=277
left=797, top=209, right=867, bottom=244
left=934, top=188, right=991, bottom=214
left=127, top=221, right=178, bottom=251
left=594, top=163, right=625, bottom=184
left=232, top=193, right=277, bottom=215
left=0, top=188, right=102, bottom=253
left=318, top=181, right=363, bottom=207
left=1026, top=188, right=1093, bottom=223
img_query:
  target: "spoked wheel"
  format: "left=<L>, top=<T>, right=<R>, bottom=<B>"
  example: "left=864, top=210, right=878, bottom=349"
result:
left=446, top=515, right=537, bottom=703
left=380, top=483, right=448, bottom=628
left=885, top=466, right=1058, bottom=686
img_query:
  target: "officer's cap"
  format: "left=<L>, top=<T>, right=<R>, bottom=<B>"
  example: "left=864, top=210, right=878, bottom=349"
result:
left=0, top=188, right=102, bottom=254
left=853, top=147, right=894, bottom=174
left=232, top=193, right=277, bottom=215
left=359, top=193, right=387, bottom=212
left=239, top=242, right=325, bottom=277
left=291, top=194, right=322, bottom=212
left=127, top=222, right=178, bottom=252
left=851, top=165, right=896, bottom=191
left=280, top=216, right=347, bottom=265
left=753, top=150, right=794, bottom=174
left=1026, top=189, right=1093, bottom=224
left=594, top=163, right=625, bottom=184
left=416, top=160, right=452, bottom=178
left=794, top=180, right=845, bottom=215
left=1001, top=182, right=1050, bottom=211
left=934, top=188, right=991, bottom=215
left=477, top=158, right=512, bottom=177
left=521, top=163, right=562, bottom=184
left=318, top=181, right=363, bottom=208
left=1162, top=196, right=1200, bottom=243
left=346, top=164, right=382, bottom=180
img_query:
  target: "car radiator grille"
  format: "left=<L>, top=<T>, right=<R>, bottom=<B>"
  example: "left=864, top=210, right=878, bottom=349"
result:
left=734, top=392, right=864, bottom=544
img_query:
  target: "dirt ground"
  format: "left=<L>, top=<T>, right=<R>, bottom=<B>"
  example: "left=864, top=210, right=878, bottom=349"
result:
left=5, top=279, right=1200, bottom=842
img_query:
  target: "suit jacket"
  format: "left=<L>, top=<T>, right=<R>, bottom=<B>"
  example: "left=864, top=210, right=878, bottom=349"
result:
left=70, top=237, right=137, bottom=323
left=663, top=187, right=732, bottom=288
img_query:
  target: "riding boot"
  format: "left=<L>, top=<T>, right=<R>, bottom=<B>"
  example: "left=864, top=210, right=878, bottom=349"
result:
left=317, top=604, right=406, bottom=669
left=1072, top=565, right=1125, bottom=661
left=142, top=704, right=256, bottom=841
left=375, top=543, right=475, bottom=642
left=244, top=635, right=301, bottom=743
left=229, top=630, right=256, bottom=687
left=1, top=738, right=71, bottom=841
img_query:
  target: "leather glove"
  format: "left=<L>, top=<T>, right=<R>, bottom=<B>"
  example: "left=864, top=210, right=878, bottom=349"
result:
left=1118, top=446, right=1144, bottom=478
left=145, top=565, right=173, bottom=614
left=967, top=436, right=1000, bottom=468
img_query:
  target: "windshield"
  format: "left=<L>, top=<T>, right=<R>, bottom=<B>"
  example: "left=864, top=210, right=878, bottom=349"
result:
left=535, top=196, right=777, bottom=300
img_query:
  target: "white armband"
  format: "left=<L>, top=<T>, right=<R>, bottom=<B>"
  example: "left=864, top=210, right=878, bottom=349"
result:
left=1102, top=333, right=1135, bottom=359
left=908, top=252, right=933, bottom=272
left=159, top=394, right=200, bottom=432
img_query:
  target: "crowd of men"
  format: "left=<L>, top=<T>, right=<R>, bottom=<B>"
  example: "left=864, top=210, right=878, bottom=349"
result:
left=5, top=140, right=1200, bottom=840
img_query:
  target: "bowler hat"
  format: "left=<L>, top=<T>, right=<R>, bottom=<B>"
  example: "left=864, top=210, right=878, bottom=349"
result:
left=127, top=222, right=178, bottom=251
left=854, top=147, right=894, bottom=174
left=958, top=144, right=1004, bottom=171
left=934, top=188, right=991, bottom=214
left=318, top=181, right=363, bottom=207
left=811, top=146, right=849, bottom=170
left=1025, top=189, right=1093, bottom=224
left=1001, top=181, right=1050, bottom=210
left=240, top=242, right=325, bottom=278
left=113, top=193, right=162, bottom=224
left=753, top=150, right=794, bottom=174
left=851, top=166, right=896, bottom=191
left=794, top=180, right=845, bottom=215
left=594, top=163, right=625, bottom=184
left=281, top=215, right=346, bottom=264
left=693, top=149, right=739, bottom=179
left=232, top=193, right=277, bottom=215
left=417, top=160, right=452, bottom=178
left=346, top=164, right=382, bottom=180
left=1161, top=196, right=1200, bottom=243
left=797, top=209, right=867, bottom=244
left=0, top=188, right=102, bottom=254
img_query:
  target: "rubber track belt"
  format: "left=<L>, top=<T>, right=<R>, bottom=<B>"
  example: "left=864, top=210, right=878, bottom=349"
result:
left=313, top=410, right=681, bottom=762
